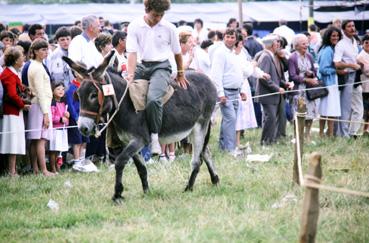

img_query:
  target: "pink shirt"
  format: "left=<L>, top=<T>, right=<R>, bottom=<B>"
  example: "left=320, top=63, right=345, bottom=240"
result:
left=51, top=101, right=69, bottom=128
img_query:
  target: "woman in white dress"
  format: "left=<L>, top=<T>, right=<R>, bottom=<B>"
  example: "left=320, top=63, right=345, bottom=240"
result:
left=317, top=27, right=342, bottom=137
left=234, top=36, right=269, bottom=148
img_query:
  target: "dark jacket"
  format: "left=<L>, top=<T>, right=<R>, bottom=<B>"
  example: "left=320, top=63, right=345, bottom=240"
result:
left=256, top=50, right=285, bottom=105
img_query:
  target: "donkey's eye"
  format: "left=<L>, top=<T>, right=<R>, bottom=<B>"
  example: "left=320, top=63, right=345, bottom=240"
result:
left=90, top=93, right=98, bottom=99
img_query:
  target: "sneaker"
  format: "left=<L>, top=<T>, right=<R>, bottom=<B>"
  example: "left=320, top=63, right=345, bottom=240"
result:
left=159, top=154, right=168, bottom=163
left=168, top=153, right=176, bottom=163
left=230, top=148, right=243, bottom=158
left=145, top=158, right=157, bottom=165
left=73, top=159, right=99, bottom=173
left=150, top=133, right=161, bottom=155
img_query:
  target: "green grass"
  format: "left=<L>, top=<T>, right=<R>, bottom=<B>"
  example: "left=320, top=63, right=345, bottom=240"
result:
left=0, top=122, right=368, bottom=242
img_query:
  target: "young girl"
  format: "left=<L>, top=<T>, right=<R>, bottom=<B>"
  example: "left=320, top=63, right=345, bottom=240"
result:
left=49, top=82, right=69, bottom=173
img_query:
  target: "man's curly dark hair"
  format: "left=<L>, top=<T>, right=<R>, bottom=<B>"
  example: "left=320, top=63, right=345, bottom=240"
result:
left=144, top=0, right=171, bottom=13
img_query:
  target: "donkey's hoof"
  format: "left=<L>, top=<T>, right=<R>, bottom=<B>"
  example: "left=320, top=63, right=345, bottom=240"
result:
left=143, top=188, right=150, bottom=194
left=112, top=195, right=124, bottom=205
left=184, top=185, right=193, bottom=192
left=211, top=175, right=220, bottom=185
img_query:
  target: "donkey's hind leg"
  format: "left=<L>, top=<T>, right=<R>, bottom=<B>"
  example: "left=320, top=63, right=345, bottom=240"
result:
left=201, top=146, right=219, bottom=185
left=184, top=123, right=206, bottom=192
left=132, top=154, right=149, bottom=193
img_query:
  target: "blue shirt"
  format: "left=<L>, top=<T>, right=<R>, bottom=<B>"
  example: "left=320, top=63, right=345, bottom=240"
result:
left=318, top=46, right=337, bottom=86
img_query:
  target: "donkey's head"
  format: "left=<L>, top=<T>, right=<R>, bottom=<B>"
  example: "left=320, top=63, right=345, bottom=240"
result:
left=62, top=50, right=116, bottom=136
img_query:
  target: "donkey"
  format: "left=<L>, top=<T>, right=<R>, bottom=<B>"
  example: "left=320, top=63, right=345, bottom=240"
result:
left=62, top=51, right=219, bottom=203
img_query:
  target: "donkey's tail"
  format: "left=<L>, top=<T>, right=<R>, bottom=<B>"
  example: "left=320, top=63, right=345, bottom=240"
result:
left=202, top=122, right=212, bottom=153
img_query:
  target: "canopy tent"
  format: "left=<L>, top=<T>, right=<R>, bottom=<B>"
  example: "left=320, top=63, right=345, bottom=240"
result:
left=0, top=1, right=367, bottom=26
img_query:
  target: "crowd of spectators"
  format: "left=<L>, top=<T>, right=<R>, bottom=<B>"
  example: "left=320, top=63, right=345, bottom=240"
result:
left=0, top=12, right=368, bottom=176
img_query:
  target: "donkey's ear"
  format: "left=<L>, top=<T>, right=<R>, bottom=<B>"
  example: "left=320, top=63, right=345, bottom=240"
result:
left=93, top=50, right=116, bottom=81
left=62, top=56, right=90, bottom=78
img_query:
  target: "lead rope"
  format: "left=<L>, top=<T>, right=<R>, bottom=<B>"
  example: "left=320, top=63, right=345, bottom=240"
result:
left=94, top=82, right=130, bottom=138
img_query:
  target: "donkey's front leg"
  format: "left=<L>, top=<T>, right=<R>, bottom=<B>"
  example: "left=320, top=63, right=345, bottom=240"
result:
left=112, top=140, right=143, bottom=204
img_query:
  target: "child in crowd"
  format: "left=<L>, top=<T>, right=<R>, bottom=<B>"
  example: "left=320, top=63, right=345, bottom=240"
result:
left=49, top=82, right=69, bottom=173
left=66, top=78, right=89, bottom=169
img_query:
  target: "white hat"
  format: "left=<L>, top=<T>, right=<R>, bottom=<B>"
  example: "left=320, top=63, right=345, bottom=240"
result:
left=262, top=34, right=278, bottom=46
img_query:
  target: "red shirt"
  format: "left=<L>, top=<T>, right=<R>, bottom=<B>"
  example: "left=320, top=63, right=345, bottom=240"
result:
left=0, top=67, right=25, bottom=115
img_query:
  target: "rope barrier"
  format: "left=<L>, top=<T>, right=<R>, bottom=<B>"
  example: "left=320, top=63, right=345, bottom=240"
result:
left=317, top=116, right=369, bottom=126
left=1, top=78, right=369, bottom=135
left=216, top=78, right=369, bottom=104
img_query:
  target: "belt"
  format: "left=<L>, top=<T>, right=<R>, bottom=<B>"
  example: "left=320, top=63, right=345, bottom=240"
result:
left=224, top=88, right=240, bottom=91
left=142, top=60, right=168, bottom=65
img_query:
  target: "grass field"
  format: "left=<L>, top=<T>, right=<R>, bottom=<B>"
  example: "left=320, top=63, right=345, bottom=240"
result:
left=0, top=122, right=368, bottom=242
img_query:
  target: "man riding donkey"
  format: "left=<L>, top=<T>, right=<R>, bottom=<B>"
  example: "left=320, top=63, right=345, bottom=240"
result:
left=126, top=0, right=189, bottom=155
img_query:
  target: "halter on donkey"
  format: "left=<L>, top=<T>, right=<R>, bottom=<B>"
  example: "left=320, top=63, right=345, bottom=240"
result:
left=62, top=51, right=219, bottom=203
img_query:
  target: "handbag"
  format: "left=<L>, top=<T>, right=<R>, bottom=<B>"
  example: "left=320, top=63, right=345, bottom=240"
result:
left=304, top=70, right=329, bottom=100
left=306, top=80, right=329, bottom=100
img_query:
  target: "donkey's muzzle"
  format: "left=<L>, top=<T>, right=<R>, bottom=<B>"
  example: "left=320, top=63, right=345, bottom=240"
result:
left=78, top=116, right=96, bottom=136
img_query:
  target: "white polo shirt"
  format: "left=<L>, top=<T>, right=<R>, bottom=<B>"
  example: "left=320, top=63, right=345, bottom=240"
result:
left=126, top=17, right=181, bottom=62
left=68, top=32, right=103, bottom=69
left=210, top=43, right=244, bottom=97
left=334, top=33, right=359, bottom=73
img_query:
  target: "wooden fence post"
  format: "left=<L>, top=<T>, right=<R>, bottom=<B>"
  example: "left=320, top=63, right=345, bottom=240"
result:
left=299, top=152, right=322, bottom=243
left=293, top=97, right=306, bottom=185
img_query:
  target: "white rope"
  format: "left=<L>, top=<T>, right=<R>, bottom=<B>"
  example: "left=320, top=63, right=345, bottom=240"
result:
left=0, top=125, right=78, bottom=135
left=1, top=78, right=368, bottom=135
left=215, top=78, right=369, bottom=104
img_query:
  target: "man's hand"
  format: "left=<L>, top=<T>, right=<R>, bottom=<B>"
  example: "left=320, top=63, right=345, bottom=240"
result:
left=262, top=73, right=271, bottom=80
left=126, top=74, right=134, bottom=83
left=279, top=88, right=285, bottom=94
left=240, top=92, right=247, bottom=101
left=176, top=73, right=189, bottom=89
left=337, top=69, right=347, bottom=75
left=286, top=81, right=294, bottom=89
left=351, top=63, right=361, bottom=71
left=218, top=96, right=227, bottom=104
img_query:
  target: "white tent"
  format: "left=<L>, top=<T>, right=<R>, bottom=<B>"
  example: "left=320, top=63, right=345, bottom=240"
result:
left=0, top=1, right=367, bottom=26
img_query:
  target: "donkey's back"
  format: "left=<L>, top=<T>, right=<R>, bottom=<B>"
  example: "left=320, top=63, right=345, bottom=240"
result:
left=159, top=71, right=217, bottom=143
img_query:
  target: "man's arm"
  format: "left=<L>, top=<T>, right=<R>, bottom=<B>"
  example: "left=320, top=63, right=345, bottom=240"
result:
left=258, top=54, right=280, bottom=92
left=174, top=53, right=188, bottom=89
left=210, top=49, right=226, bottom=99
left=126, top=52, right=137, bottom=82
left=333, top=41, right=360, bottom=71
left=334, top=61, right=360, bottom=71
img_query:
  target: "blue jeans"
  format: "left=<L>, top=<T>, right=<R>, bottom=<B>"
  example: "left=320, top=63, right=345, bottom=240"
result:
left=219, top=89, right=239, bottom=151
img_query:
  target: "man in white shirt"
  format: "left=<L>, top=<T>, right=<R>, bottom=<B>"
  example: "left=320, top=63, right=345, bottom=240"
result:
left=210, top=28, right=245, bottom=156
left=273, top=19, right=295, bottom=52
left=126, top=0, right=188, bottom=154
left=68, top=15, right=103, bottom=172
left=112, top=31, right=127, bottom=74
left=68, top=15, right=102, bottom=69
left=334, top=20, right=361, bottom=137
